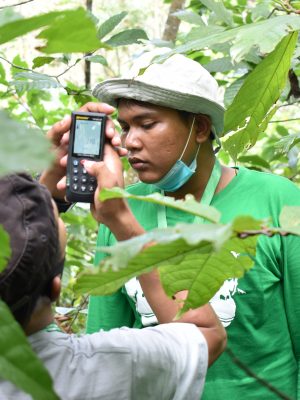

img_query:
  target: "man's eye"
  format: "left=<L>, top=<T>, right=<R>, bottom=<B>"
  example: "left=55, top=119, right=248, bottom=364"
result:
left=142, top=122, right=156, bottom=130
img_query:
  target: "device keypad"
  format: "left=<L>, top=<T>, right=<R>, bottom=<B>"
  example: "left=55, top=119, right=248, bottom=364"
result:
left=67, top=158, right=96, bottom=195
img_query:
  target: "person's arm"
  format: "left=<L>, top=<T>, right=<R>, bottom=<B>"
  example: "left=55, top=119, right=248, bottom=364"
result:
left=83, top=151, right=226, bottom=366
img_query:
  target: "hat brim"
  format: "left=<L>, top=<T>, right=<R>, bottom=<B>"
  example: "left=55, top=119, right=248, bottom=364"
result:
left=93, top=79, right=225, bottom=136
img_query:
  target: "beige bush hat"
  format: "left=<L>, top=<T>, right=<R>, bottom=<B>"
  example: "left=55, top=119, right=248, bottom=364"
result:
left=93, top=53, right=225, bottom=136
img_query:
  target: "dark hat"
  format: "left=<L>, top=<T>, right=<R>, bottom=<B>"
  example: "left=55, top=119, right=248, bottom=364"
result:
left=0, top=173, right=62, bottom=325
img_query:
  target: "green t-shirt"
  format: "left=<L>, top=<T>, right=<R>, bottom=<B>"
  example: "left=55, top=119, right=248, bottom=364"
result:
left=87, top=167, right=300, bottom=399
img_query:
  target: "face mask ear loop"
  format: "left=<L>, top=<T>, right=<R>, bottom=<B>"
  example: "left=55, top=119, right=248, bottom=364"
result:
left=179, top=116, right=196, bottom=161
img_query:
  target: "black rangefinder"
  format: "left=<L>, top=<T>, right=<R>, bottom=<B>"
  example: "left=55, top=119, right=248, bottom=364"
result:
left=66, top=111, right=106, bottom=203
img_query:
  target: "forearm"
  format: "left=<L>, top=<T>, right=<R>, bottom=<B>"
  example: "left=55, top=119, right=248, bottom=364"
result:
left=139, top=269, right=226, bottom=366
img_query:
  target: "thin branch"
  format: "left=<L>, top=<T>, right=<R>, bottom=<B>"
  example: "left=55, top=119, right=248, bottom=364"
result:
left=0, top=0, right=34, bottom=9
left=226, top=348, right=293, bottom=400
left=269, top=117, right=300, bottom=123
left=278, top=101, right=300, bottom=108
left=65, top=295, right=89, bottom=333
left=0, top=56, right=33, bottom=73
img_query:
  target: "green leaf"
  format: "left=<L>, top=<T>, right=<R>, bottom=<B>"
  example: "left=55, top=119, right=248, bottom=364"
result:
left=199, top=0, right=235, bottom=27
left=99, top=187, right=221, bottom=223
left=279, top=206, right=300, bottom=235
left=224, top=75, right=247, bottom=108
left=172, top=10, right=205, bottom=25
left=0, top=300, right=59, bottom=400
left=160, top=235, right=257, bottom=316
left=105, top=29, right=148, bottom=47
left=32, top=56, right=55, bottom=69
left=0, top=111, right=52, bottom=175
left=85, top=55, right=108, bottom=66
left=223, top=32, right=297, bottom=160
left=0, top=62, right=7, bottom=85
left=159, top=14, right=300, bottom=63
left=10, top=72, right=61, bottom=91
left=75, top=223, right=233, bottom=296
left=237, top=155, right=270, bottom=169
left=0, top=225, right=11, bottom=273
left=37, top=8, right=101, bottom=54
left=97, top=11, right=127, bottom=40
left=0, top=11, right=59, bottom=44
left=231, top=216, right=265, bottom=232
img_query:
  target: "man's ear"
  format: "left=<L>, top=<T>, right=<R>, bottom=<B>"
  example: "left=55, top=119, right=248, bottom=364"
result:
left=194, top=114, right=212, bottom=143
left=49, top=276, right=61, bottom=302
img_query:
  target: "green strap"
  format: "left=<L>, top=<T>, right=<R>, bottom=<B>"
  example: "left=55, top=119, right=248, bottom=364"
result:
left=42, top=322, right=62, bottom=333
left=157, top=158, right=222, bottom=228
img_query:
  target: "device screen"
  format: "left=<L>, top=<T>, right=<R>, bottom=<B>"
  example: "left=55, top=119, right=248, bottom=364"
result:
left=73, top=116, right=103, bottom=157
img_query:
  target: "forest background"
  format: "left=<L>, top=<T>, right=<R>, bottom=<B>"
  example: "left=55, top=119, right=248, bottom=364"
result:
left=0, top=0, right=299, bottom=399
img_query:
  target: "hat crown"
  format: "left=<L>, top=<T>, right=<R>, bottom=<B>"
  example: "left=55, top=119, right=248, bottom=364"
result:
left=125, top=54, right=222, bottom=106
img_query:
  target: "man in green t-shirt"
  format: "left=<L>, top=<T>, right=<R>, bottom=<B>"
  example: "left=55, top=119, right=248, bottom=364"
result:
left=42, top=52, right=300, bottom=399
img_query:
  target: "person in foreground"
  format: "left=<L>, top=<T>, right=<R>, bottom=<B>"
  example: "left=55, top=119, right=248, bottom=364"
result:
left=0, top=173, right=226, bottom=400
left=41, top=52, right=300, bottom=399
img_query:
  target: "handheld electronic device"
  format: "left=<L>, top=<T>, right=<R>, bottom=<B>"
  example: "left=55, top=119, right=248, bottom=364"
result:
left=66, top=111, right=106, bottom=203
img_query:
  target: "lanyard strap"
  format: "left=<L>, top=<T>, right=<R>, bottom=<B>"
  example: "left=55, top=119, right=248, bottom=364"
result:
left=42, top=322, right=62, bottom=333
left=157, top=158, right=222, bottom=228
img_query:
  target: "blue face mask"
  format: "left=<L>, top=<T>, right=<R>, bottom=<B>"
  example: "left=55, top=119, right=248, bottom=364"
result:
left=154, top=117, right=200, bottom=192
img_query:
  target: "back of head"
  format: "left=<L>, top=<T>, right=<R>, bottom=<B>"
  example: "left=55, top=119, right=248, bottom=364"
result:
left=0, top=173, right=62, bottom=326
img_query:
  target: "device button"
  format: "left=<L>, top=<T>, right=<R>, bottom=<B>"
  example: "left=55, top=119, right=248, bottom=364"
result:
left=81, top=177, right=87, bottom=183
left=73, top=176, right=79, bottom=182
left=88, top=185, right=94, bottom=192
left=73, top=159, right=79, bottom=166
left=72, top=184, right=78, bottom=191
left=73, top=168, right=79, bottom=175
left=82, top=168, right=87, bottom=175
left=81, top=185, right=87, bottom=192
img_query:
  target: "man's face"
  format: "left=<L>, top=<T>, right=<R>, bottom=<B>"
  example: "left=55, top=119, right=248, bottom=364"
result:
left=117, top=101, right=198, bottom=184
left=51, top=200, right=67, bottom=259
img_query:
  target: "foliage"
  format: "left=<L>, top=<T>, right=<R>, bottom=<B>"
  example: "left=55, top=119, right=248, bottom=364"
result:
left=0, top=300, right=59, bottom=399
left=0, top=225, right=11, bottom=272
left=76, top=190, right=300, bottom=316
left=0, top=0, right=299, bottom=397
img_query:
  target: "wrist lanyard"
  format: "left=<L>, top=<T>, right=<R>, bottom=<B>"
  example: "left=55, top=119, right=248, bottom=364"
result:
left=157, top=158, right=222, bottom=228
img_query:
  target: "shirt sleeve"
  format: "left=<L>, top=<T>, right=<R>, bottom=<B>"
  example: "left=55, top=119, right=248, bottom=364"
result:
left=119, top=323, right=208, bottom=400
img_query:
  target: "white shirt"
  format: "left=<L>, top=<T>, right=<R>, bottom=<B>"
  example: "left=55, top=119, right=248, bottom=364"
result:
left=0, top=323, right=208, bottom=400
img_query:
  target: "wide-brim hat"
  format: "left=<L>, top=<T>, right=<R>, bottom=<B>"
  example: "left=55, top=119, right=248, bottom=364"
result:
left=93, top=53, right=225, bottom=136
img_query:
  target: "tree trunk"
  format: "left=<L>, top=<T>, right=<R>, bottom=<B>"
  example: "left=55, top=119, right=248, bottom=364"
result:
left=162, top=0, right=186, bottom=42
left=85, top=0, right=93, bottom=89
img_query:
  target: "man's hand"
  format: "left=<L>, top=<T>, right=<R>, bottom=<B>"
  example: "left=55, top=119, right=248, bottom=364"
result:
left=40, top=102, right=125, bottom=200
left=82, top=143, right=145, bottom=241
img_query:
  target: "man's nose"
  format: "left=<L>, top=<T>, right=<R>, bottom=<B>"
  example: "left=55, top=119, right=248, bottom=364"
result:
left=123, top=128, right=143, bottom=150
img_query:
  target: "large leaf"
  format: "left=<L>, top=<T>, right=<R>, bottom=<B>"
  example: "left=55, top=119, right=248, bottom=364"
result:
left=75, top=222, right=233, bottom=296
left=37, top=8, right=101, bottom=54
left=0, top=111, right=52, bottom=175
left=199, top=0, right=234, bottom=27
left=222, top=32, right=297, bottom=160
left=97, top=11, right=127, bottom=40
left=172, top=10, right=205, bottom=25
left=0, top=225, right=11, bottom=273
left=0, top=9, right=100, bottom=53
left=158, top=14, right=300, bottom=63
left=160, top=235, right=257, bottom=316
left=32, top=56, right=55, bottom=69
left=105, top=29, right=148, bottom=47
left=10, top=71, right=61, bottom=92
left=0, top=301, right=59, bottom=400
left=279, top=206, right=300, bottom=235
left=99, top=187, right=221, bottom=223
